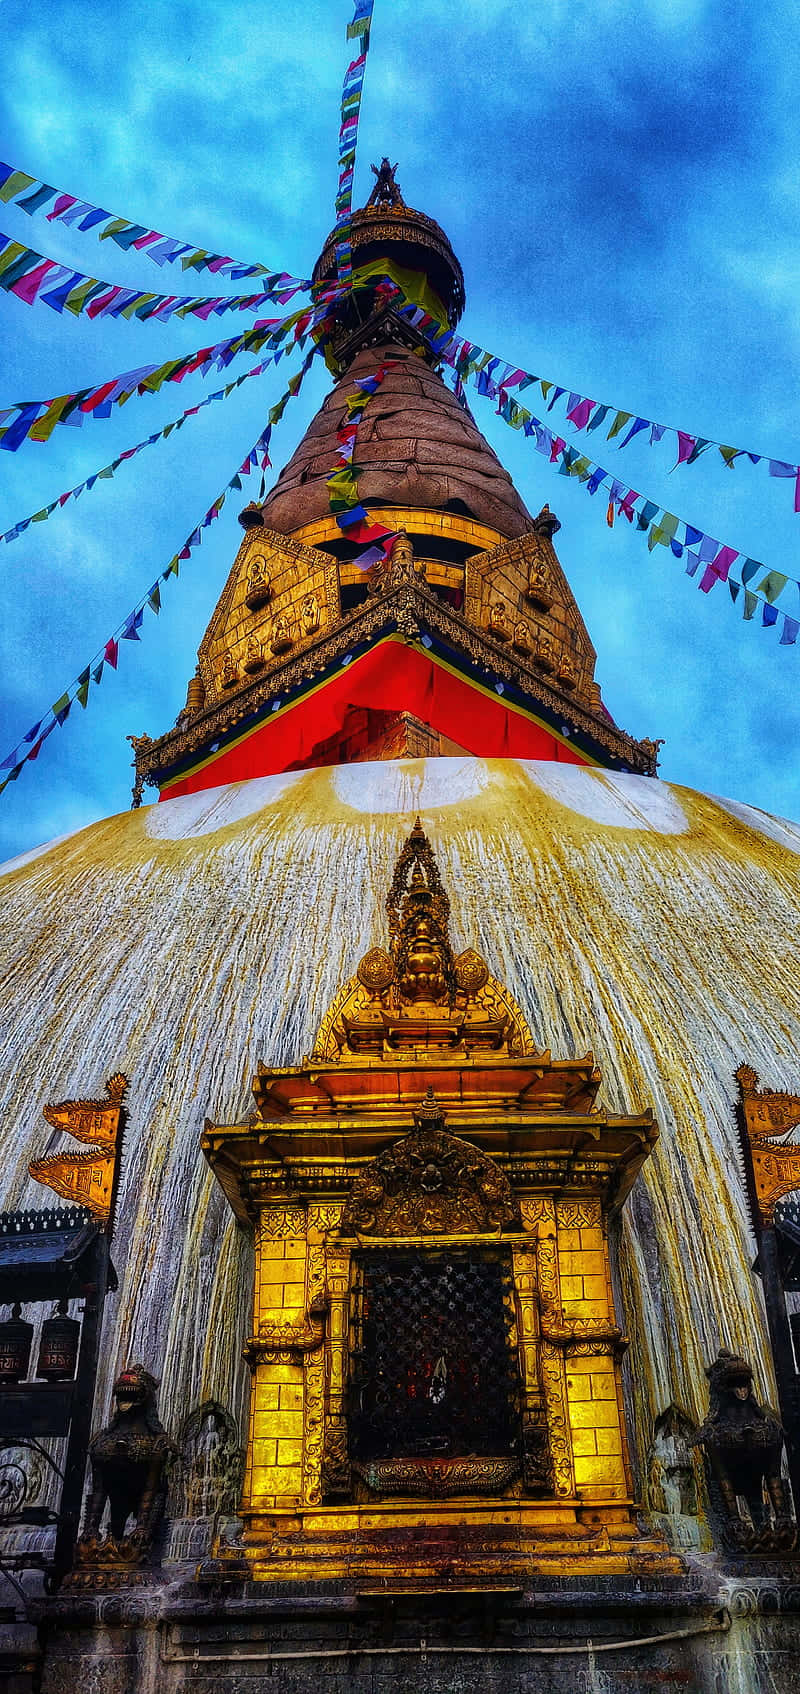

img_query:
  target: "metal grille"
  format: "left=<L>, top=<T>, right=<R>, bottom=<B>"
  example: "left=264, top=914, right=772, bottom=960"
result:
left=349, top=1249, right=520, bottom=1462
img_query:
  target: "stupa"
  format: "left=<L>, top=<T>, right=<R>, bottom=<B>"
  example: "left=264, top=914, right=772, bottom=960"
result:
left=2, top=166, right=800, bottom=1691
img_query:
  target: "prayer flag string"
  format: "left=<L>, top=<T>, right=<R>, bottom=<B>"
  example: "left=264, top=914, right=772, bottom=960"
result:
left=436, top=330, right=800, bottom=514
left=0, top=350, right=293, bottom=547
left=326, top=353, right=400, bottom=567
left=0, top=345, right=322, bottom=797
left=0, top=286, right=348, bottom=453
left=335, top=0, right=375, bottom=284
left=0, top=157, right=311, bottom=286
left=0, top=227, right=310, bottom=324
left=421, top=325, right=800, bottom=645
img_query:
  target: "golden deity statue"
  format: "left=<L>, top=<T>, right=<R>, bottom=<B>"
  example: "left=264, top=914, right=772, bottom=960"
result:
left=243, top=636, right=265, bottom=674
left=245, top=555, right=272, bottom=610
left=487, top=600, right=510, bottom=641
left=270, top=612, right=293, bottom=654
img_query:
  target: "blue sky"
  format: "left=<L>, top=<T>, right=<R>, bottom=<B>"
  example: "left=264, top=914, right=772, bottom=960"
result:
left=1, top=0, right=799, bottom=860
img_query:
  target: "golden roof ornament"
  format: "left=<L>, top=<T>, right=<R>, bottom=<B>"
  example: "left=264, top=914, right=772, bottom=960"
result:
left=366, top=157, right=407, bottom=210
left=28, top=1072, right=128, bottom=1232
left=311, top=819, right=537, bottom=1060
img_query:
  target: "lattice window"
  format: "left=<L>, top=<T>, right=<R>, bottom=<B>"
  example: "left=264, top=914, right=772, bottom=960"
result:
left=348, top=1249, right=521, bottom=1462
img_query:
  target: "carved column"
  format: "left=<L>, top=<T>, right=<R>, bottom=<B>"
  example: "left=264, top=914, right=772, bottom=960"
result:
left=511, top=1238, right=549, bottom=1491
left=534, top=1200, right=575, bottom=1497
left=321, top=1232, right=352, bottom=1499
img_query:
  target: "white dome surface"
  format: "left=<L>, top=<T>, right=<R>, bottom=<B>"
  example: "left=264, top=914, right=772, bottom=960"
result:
left=2, top=756, right=798, bottom=1465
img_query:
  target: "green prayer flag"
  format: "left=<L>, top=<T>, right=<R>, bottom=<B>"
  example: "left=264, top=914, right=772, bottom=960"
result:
left=647, top=513, right=679, bottom=551
left=719, top=445, right=740, bottom=467
left=99, top=218, right=131, bottom=242
left=148, top=585, right=161, bottom=613
left=30, top=509, right=49, bottom=523
left=743, top=590, right=758, bottom=620
left=755, top=570, right=788, bottom=604
left=0, top=170, right=35, bottom=203
left=607, top=410, right=632, bottom=440
left=76, top=669, right=91, bottom=709
left=0, top=241, right=28, bottom=279
left=64, top=278, right=105, bottom=315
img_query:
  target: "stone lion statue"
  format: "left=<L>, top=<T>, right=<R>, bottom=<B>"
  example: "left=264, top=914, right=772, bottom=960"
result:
left=78, top=1365, right=175, bottom=1564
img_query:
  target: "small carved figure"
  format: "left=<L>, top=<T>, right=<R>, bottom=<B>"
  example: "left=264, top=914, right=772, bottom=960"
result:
left=557, top=654, right=577, bottom=690
left=512, top=620, right=532, bottom=653
left=693, top=1350, right=795, bottom=1549
left=487, top=601, right=509, bottom=641
left=535, top=634, right=555, bottom=672
left=366, top=531, right=418, bottom=597
left=270, top=612, right=293, bottom=654
left=640, top=737, right=665, bottom=767
left=245, top=555, right=272, bottom=610
left=525, top=560, right=553, bottom=610
left=243, top=635, right=265, bottom=674
left=78, top=1365, right=175, bottom=1565
left=171, top=1401, right=243, bottom=1521
left=220, top=654, right=239, bottom=690
left=301, top=593, right=321, bottom=635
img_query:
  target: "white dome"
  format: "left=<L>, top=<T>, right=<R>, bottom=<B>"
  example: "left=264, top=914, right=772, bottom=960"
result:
left=2, top=756, right=798, bottom=1468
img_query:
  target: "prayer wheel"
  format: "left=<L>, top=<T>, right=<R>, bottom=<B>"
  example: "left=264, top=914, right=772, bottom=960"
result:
left=36, top=1301, right=80, bottom=1381
left=0, top=1303, right=34, bottom=1383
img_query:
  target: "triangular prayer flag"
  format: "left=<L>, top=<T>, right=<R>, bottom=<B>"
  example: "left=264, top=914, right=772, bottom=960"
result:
left=104, top=638, right=119, bottom=669
left=586, top=404, right=609, bottom=433
left=762, top=603, right=779, bottom=627
left=76, top=669, right=90, bottom=709
left=755, top=570, right=788, bottom=604
left=607, top=411, right=632, bottom=440
left=780, top=615, right=799, bottom=645
left=743, top=591, right=758, bottom=620
left=52, top=694, right=71, bottom=726
left=619, top=417, right=648, bottom=449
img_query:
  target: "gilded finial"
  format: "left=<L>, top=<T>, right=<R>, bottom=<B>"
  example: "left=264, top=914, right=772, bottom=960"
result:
left=367, top=158, right=406, bottom=210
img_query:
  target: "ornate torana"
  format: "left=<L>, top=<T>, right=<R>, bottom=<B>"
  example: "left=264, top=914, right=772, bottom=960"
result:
left=342, top=1088, right=521, bottom=1235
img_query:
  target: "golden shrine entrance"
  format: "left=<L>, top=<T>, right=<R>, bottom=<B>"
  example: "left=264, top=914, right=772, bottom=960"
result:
left=203, top=821, right=678, bottom=1585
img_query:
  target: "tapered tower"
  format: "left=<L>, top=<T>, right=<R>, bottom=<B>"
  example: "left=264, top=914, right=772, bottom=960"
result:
left=133, top=168, right=657, bottom=803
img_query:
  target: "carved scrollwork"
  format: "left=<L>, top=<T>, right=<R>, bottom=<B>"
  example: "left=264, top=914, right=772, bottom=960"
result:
left=539, top=1342, right=574, bottom=1497
left=341, top=1096, right=520, bottom=1237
